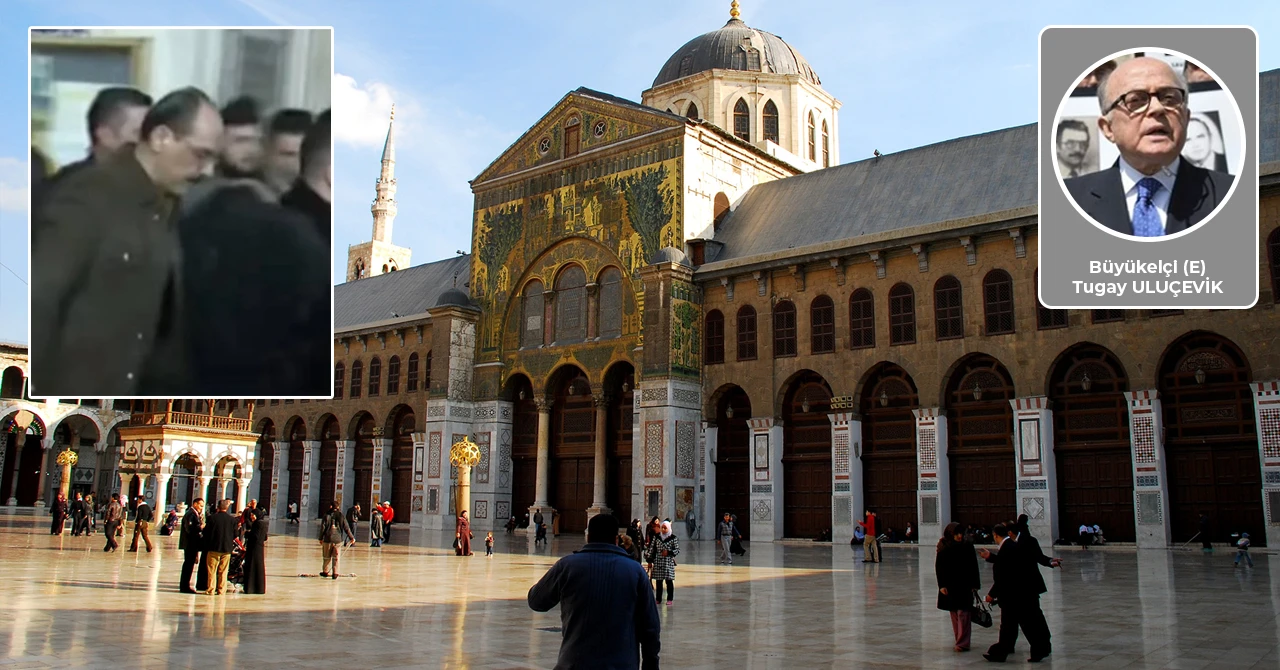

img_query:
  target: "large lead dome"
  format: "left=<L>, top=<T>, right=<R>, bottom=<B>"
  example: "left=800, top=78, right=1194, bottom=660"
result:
left=651, top=14, right=820, bottom=89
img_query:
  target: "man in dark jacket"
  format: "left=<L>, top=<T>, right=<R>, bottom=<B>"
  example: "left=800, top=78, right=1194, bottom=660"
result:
left=980, top=521, right=1056, bottom=663
left=70, top=493, right=88, bottom=536
left=176, top=178, right=331, bottom=396
left=128, top=495, right=154, bottom=552
left=280, top=109, right=331, bottom=245
left=320, top=502, right=354, bottom=579
left=102, top=494, right=123, bottom=552
left=1010, top=515, right=1061, bottom=661
left=344, top=503, right=361, bottom=547
left=529, top=513, right=661, bottom=669
left=31, top=87, right=222, bottom=397
left=204, top=499, right=238, bottom=595
left=178, top=498, right=205, bottom=593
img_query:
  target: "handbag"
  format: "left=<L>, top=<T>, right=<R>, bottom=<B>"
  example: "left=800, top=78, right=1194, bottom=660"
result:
left=971, top=593, right=994, bottom=628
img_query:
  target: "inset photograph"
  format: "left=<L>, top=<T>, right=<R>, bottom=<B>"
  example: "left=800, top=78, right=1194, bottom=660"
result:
left=1052, top=50, right=1242, bottom=240
left=29, top=27, right=334, bottom=398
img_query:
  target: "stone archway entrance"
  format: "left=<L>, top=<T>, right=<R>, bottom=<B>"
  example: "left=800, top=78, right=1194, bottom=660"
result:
left=389, top=407, right=415, bottom=523
left=945, top=355, right=1016, bottom=531
left=860, top=363, right=919, bottom=538
left=2, top=413, right=46, bottom=506
left=604, top=364, right=635, bottom=524
left=782, top=372, right=832, bottom=539
left=550, top=366, right=594, bottom=534
left=508, top=375, right=537, bottom=526
left=715, top=386, right=751, bottom=540
left=317, top=416, right=340, bottom=515
left=168, top=453, right=202, bottom=508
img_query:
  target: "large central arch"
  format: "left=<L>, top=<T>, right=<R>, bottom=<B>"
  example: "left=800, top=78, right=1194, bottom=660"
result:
left=604, top=362, right=636, bottom=523
left=860, top=363, right=919, bottom=537
left=944, top=354, right=1016, bottom=530
left=713, top=384, right=752, bottom=539
left=782, top=370, right=832, bottom=539
left=317, top=415, right=340, bottom=515
left=549, top=364, right=593, bottom=534
left=388, top=405, right=416, bottom=523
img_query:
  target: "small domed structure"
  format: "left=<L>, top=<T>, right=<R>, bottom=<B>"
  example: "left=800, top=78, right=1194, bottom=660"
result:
left=435, top=287, right=472, bottom=308
left=652, top=246, right=691, bottom=266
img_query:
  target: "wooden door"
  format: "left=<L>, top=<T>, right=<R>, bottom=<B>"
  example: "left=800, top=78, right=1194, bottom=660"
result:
left=287, top=441, right=304, bottom=511
left=1056, top=449, right=1135, bottom=542
left=551, top=457, right=592, bottom=533
left=783, top=459, right=832, bottom=538
left=863, top=454, right=917, bottom=536
left=949, top=453, right=1015, bottom=529
left=353, top=438, right=374, bottom=518
left=609, top=456, right=632, bottom=522
left=715, top=461, right=749, bottom=538
left=783, top=374, right=832, bottom=539
left=1168, top=442, right=1265, bottom=545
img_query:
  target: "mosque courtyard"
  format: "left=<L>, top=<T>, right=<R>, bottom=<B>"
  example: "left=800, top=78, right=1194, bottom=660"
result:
left=0, top=513, right=1277, bottom=669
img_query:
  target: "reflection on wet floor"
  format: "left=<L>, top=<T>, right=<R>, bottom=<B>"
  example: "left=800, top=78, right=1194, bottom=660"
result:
left=1, top=513, right=1277, bottom=668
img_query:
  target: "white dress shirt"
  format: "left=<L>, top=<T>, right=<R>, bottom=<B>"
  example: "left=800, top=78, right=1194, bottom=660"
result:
left=1119, top=156, right=1179, bottom=234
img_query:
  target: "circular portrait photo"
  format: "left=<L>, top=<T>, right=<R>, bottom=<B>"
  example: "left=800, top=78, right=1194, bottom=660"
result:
left=1052, top=50, right=1243, bottom=241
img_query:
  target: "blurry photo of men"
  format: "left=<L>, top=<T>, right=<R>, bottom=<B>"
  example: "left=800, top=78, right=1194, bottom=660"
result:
left=281, top=109, right=332, bottom=245
left=262, top=108, right=312, bottom=196
left=32, top=87, right=223, bottom=396
left=217, top=95, right=264, bottom=179
left=1064, top=56, right=1234, bottom=238
left=1054, top=119, right=1093, bottom=178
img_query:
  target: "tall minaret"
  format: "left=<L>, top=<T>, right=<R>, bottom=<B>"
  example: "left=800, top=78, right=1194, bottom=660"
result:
left=371, top=104, right=397, bottom=242
left=346, top=105, right=412, bottom=282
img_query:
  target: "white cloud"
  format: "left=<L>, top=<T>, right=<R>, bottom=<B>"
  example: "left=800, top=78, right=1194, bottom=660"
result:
left=333, top=73, right=399, bottom=149
left=0, top=156, right=28, bottom=213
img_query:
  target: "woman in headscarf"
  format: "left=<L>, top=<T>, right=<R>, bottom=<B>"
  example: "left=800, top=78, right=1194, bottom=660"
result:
left=646, top=520, right=681, bottom=606
left=935, top=521, right=981, bottom=652
left=242, top=508, right=269, bottom=594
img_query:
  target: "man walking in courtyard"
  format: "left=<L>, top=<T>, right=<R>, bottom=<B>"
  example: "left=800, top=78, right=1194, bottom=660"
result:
left=320, top=501, right=353, bottom=578
left=345, top=503, right=361, bottom=547
left=718, top=512, right=737, bottom=565
left=529, top=513, right=661, bottom=669
left=129, top=495, right=154, bottom=552
left=102, top=494, right=123, bottom=553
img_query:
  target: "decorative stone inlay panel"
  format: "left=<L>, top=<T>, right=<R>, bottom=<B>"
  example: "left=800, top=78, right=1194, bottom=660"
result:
left=474, top=500, right=488, bottom=519
left=833, top=481, right=850, bottom=493
left=428, top=405, right=446, bottom=417
left=1022, top=496, right=1045, bottom=520
left=1265, top=471, right=1280, bottom=486
left=644, top=421, right=663, bottom=477
left=500, top=405, right=512, bottom=420
left=1135, top=474, right=1160, bottom=488
left=641, top=388, right=668, bottom=404
left=496, top=501, right=510, bottom=521
left=1018, top=479, right=1048, bottom=490
left=1132, top=415, right=1156, bottom=464
left=672, top=389, right=700, bottom=406
left=918, top=427, right=937, bottom=470
left=753, top=499, right=772, bottom=521
left=751, top=484, right=772, bottom=494
left=833, top=430, right=850, bottom=474
left=498, top=429, right=512, bottom=472
left=476, top=432, right=491, bottom=484
left=675, top=421, right=695, bottom=479
left=450, top=406, right=472, bottom=418
left=1137, top=491, right=1163, bottom=525
left=920, top=479, right=939, bottom=491
left=475, top=407, right=496, bottom=419
left=1260, top=407, right=1280, bottom=459
left=428, top=486, right=439, bottom=513
left=428, top=432, right=442, bottom=478
left=834, top=496, right=852, bottom=526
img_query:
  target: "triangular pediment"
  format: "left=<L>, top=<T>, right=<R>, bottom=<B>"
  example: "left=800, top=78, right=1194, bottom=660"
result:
left=472, top=87, right=686, bottom=185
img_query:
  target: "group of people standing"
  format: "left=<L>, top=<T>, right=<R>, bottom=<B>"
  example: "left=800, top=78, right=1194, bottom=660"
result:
left=178, top=498, right=268, bottom=595
left=935, top=514, right=1062, bottom=663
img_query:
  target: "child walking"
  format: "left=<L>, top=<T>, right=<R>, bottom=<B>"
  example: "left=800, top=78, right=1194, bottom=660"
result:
left=1235, top=533, right=1254, bottom=568
left=485, top=532, right=494, bottom=557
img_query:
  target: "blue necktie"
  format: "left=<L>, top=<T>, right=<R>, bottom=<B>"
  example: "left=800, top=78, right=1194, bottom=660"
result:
left=1132, top=177, right=1163, bottom=237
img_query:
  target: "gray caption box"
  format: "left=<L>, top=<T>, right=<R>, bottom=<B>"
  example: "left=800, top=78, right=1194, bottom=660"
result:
left=1038, top=27, right=1258, bottom=309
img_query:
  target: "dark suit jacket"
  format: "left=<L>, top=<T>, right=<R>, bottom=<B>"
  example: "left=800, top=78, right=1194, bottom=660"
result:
left=31, top=148, right=187, bottom=396
left=985, top=537, right=1022, bottom=602
left=205, top=512, right=239, bottom=553
left=134, top=503, right=153, bottom=524
left=280, top=180, right=331, bottom=247
left=1015, top=531, right=1051, bottom=596
left=1064, top=158, right=1233, bottom=236
left=179, top=508, right=204, bottom=552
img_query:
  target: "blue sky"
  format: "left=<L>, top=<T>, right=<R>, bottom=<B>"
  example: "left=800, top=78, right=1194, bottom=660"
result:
left=1, top=0, right=1278, bottom=345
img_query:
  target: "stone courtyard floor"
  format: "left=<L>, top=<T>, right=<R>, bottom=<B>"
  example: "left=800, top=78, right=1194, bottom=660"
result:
left=0, top=513, right=1277, bottom=668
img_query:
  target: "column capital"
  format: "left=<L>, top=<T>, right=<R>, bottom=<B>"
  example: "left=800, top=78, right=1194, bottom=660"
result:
left=534, top=398, right=553, bottom=412
left=592, top=394, right=611, bottom=408
left=827, top=412, right=860, bottom=426
left=747, top=417, right=774, bottom=431
left=1125, top=389, right=1160, bottom=408
left=912, top=407, right=945, bottom=420
left=1010, top=396, right=1051, bottom=412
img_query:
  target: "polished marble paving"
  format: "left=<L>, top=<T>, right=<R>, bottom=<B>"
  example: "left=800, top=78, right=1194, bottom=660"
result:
left=1, top=513, right=1278, bottom=668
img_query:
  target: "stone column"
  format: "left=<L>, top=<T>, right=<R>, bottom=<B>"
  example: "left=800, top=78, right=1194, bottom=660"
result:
left=1010, top=396, right=1058, bottom=543
left=455, top=461, right=473, bottom=517
left=587, top=395, right=610, bottom=519
left=336, top=440, right=355, bottom=511
left=7, top=434, right=23, bottom=505
left=409, top=434, right=425, bottom=528
left=34, top=438, right=53, bottom=510
left=585, top=283, right=599, bottom=340
left=299, top=440, right=321, bottom=522
left=272, top=441, right=289, bottom=519
left=196, top=476, right=210, bottom=504
left=702, top=421, right=718, bottom=535
left=154, top=472, right=171, bottom=515
left=118, top=472, right=133, bottom=504
left=913, top=408, right=949, bottom=541
left=372, top=437, right=393, bottom=510
left=533, top=398, right=552, bottom=509
left=235, top=478, right=249, bottom=513
left=828, top=412, right=858, bottom=544
left=746, top=418, right=778, bottom=541
left=1249, top=381, right=1280, bottom=549
left=1125, top=390, right=1173, bottom=548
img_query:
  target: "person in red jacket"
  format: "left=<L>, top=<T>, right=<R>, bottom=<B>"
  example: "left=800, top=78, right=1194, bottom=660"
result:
left=381, top=501, right=394, bottom=544
left=858, top=510, right=880, bottom=563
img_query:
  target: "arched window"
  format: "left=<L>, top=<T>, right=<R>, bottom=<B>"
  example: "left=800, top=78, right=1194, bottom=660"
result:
left=773, top=300, right=797, bottom=357
left=354, top=259, right=365, bottom=280
left=387, top=356, right=401, bottom=394
left=368, top=357, right=382, bottom=397
left=733, top=99, right=750, bottom=141
left=704, top=310, right=725, bottom=364
left=1269, top=228, right=1280, bottom=302
left=686, top=102, right=699, bottom=120
left=849, top=288, right=875, bottom=348
left=521, top=279, right=544, bottom=348
left=737, top=305, right=757, bottom=360
left=983, top=270, right=1015, bottom=335
left=810, top=295, right=834, bottom=354
left=425, top=350, right=434, bottom=391
left=762, top=100, right=779, bottom=143
left=888, top=283, right=915, bottom=345
left=564, top=116, right=581, bottom=157
left=934, top=276, right=964, bottom=340
left=807, top=112, right=816, bottom=161
left=333, top=362, right=344, bottom=400
left=1035, top=271, right=1068, bottom=330
left=713, top=192, right=731, bottom=231
left=598, top=267, right=623, bottom=339
left=821, top=120, right=830, bottom=167
left=406, top=353, right=420, bottom=392
left=350, top=360, right=363, bottom=399
left=554, top=266, right=588, bottom=343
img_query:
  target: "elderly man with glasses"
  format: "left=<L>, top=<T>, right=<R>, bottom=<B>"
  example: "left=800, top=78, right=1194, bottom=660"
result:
left=1064, top=56, right=1234, bottom=238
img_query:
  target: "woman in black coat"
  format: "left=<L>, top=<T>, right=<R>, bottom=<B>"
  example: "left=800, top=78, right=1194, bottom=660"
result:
left=242, top=509, right=269, bottom=594
left=935, top=521, right=981, bottom=652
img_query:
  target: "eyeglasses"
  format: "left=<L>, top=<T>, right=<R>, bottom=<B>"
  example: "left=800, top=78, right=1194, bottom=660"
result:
left=1105, top=87, right=1187, bottom=115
